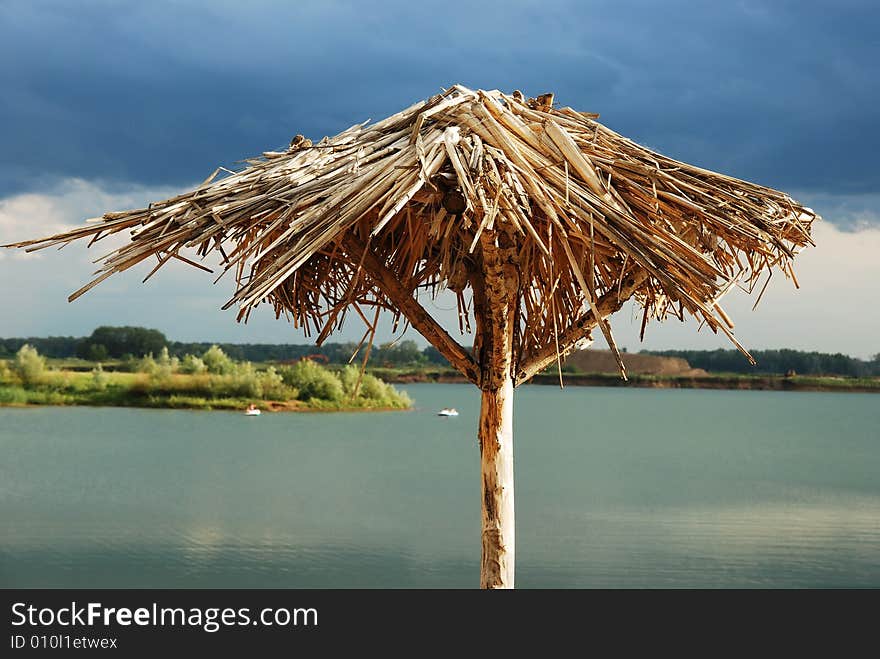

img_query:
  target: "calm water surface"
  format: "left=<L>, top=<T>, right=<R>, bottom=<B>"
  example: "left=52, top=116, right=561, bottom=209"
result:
left=1, top=384, right=878, bottom=588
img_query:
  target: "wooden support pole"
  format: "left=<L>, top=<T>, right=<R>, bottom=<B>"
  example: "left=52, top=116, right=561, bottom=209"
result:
left=474, top=228, right=519, bottom=589
left=478, top=372, right=515, bottom=588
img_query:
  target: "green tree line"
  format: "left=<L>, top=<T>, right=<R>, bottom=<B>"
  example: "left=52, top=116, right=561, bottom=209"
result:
left=643, top=348, right=880, bottom=377
left=3, top=326, right=878, bottom=376
left=0, top=326, right=448, bottom=368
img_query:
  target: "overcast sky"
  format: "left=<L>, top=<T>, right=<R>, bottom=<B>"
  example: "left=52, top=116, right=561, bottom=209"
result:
left=1, top=1, right=877, bottom=358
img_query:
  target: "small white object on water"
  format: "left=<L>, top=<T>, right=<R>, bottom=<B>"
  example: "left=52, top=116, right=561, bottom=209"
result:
left=244, top=405, right=261, bottom=416
left=437, top=408, right=459, bottom=417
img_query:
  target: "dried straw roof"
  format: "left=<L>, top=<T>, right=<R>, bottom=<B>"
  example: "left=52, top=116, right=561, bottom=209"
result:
left=7, top=85, right=817, bottom=384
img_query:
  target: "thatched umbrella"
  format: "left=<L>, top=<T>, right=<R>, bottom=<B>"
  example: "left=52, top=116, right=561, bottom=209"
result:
left=6, top=85, right=817, bottom=588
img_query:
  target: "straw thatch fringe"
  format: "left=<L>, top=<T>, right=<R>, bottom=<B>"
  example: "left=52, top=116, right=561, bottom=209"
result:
left=5, top=85, right=817, bottom=384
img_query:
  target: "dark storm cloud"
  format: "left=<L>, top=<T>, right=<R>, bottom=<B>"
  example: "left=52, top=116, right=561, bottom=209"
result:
left=1, top=1, right=877, bottom=204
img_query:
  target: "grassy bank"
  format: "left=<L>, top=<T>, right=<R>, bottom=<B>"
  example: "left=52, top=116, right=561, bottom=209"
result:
left=0, top=346, right=412, bottom=412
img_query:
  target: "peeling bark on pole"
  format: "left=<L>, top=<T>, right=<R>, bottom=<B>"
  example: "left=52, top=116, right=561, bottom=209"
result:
left=474, top=228, right=519, bottom=589
left=479, top=374, right=515, bottom=588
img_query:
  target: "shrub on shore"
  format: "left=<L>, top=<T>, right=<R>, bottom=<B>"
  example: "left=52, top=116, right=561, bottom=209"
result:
left=281, top=359, right=344, bottom=402
left=13, top=344, right=46, bottom=385
left=202, top=345, right=236, bottom=375
left=179, top=354, right=207, bottom=375
left=277, top=361, right=408, bottom=408
left=336, top=364, right=412, bottom=408
left=91, top=363, right=109, bottom=391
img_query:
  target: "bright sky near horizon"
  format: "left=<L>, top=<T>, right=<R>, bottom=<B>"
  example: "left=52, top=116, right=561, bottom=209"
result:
left=0, top=1, right=877, bottom=358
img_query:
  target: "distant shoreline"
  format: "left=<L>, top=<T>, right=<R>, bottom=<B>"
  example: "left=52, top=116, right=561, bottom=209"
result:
left=0, top=389, right=412, bottom=413
left=526, top=373, right=880, bottom=393
left=0, top=400, right=410, bottom=413
left=373, top=369, right=880, bottom=393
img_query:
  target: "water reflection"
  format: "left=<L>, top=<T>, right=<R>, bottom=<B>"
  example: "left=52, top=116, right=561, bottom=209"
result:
left=4, top=499, right=878, bottom=588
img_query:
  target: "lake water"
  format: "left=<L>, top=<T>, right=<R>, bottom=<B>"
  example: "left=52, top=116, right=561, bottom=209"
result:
left=1, top=384, right=878, bottom=588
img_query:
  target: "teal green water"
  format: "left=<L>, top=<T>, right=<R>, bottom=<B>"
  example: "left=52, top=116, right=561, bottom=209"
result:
left=1, top=384, right=878, bottom=588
